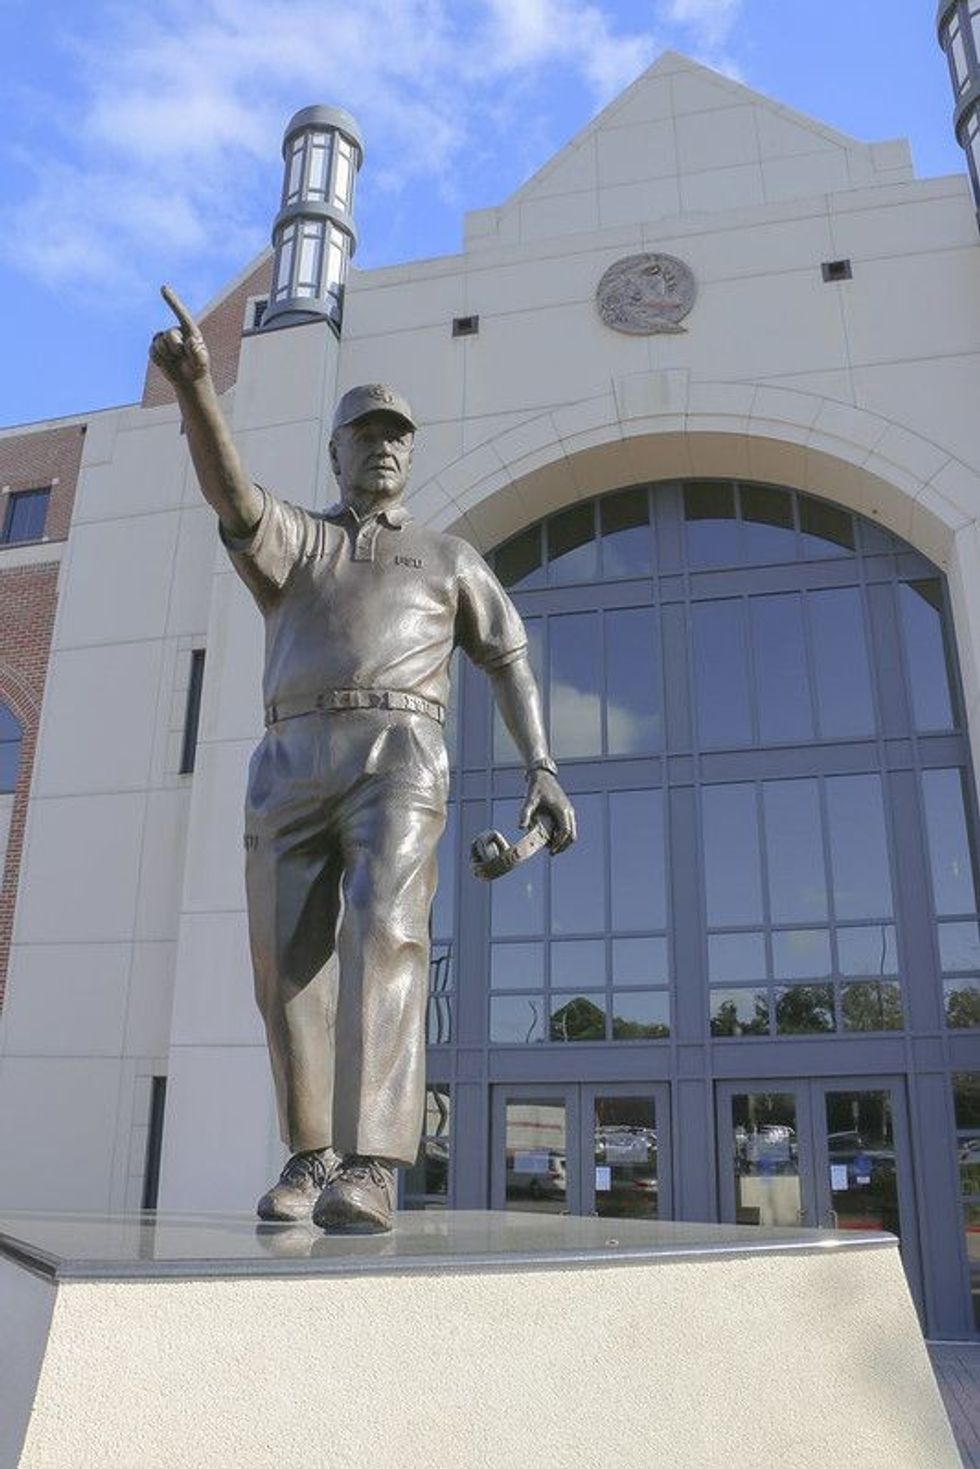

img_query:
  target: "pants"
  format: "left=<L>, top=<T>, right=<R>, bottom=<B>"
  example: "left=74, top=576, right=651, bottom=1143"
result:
left=244, top=709, right=448, bottom=1167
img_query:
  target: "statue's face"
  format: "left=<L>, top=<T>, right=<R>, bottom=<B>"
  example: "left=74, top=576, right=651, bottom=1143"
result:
left=330, top=411, right=414, bottom=506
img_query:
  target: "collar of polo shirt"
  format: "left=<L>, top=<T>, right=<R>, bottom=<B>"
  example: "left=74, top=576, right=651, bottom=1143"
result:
left=325, top=501, right=410, bottom=529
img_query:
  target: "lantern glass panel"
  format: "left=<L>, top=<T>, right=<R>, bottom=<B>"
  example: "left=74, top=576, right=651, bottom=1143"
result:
left=325, top=229, right=347, bottom=299
left=970, top=124, right=980, bottom=184
left=286, top=140, right=304, bottom=204
left=333, top=138, right=353, bottom=210
left=972, top=2, right=980, bottom=57
left=296, top=222, right=325, bottom=297
left=952, top=19, right=971, bottom=91
left=274, top=225, right=296, bottom=298
left=307, top=138, right=331, bottom=199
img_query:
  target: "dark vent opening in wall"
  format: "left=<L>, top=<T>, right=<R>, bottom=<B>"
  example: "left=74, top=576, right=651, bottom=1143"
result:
left=252, top=299, right=268, bottom=329
left=141, top=1076, right=167, bottom=1211
left=821, top=259, right=853, bottom=282
left=180, top=649, right=206, bottom=775
left=452, top=315, right=480, bottom=337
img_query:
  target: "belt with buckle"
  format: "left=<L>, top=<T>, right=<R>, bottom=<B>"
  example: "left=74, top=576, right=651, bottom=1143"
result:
left=265, top=688, right=446, bottom=727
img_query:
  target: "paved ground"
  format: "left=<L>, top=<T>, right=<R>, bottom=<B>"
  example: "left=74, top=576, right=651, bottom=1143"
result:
left=930, top=1343, right=980, bottom=1467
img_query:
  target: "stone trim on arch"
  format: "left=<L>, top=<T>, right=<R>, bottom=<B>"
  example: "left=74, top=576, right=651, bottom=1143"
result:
left=404, top=369, right=980, bottom=799
left=406, top=373, right=980, bottom=575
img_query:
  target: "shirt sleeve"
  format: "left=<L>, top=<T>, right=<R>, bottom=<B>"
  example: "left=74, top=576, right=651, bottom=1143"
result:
left=453, top=541, right=528, bottom=673
left=219, top=487, right=316, bottom=612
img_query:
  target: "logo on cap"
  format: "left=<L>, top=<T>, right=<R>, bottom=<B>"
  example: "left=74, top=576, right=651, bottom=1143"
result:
left=364, top=385, right=395, bottom=405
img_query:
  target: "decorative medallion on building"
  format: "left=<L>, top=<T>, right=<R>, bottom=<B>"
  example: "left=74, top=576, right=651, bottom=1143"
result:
left=596, top=253, right=696, bottom=335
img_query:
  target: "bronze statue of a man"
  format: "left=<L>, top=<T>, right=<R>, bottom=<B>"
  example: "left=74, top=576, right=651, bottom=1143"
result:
left=151, top=286, right=576, bottom=1232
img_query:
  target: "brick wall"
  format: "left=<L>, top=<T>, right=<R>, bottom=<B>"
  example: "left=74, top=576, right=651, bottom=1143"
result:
left=0, top=422, right=85, bottom=542
left=142, top=255, right=273, bottom=407
left=0, top=421, right=85, bottom=1007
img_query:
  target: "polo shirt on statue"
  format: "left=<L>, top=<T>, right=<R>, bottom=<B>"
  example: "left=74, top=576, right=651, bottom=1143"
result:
left=222, top=489, right=528, bottom=712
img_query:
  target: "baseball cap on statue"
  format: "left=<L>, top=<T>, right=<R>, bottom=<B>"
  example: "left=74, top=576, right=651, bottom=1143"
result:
left=331, top=384, right=417, bottom=436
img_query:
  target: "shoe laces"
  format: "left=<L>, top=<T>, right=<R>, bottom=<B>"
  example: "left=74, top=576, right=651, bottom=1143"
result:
left=342, top=1155, right=393, bottom=1191
left=281, top=1150, right=328, bottom=1190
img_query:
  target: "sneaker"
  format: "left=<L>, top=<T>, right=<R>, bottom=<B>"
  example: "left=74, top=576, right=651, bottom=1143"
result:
left=312, top=1154, right=396, bottom=1234
left=256, top=1149, right=331, bottom=1221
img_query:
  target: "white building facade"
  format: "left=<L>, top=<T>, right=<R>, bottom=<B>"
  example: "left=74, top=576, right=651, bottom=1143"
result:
left=2, top=52, right=980, bottom=1337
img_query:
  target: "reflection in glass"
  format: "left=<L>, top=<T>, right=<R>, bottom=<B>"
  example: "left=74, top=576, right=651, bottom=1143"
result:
left=404, top=1084, right=450, bottom=1205
left=550, top=992, right=606, bottom=1041
left=964, top=1204, right=980, bottom=1330
left=491, top=995, right=544, bottom=1043
left=490, top=943, right=544, bottom=991
left=550, top=613, right=602, bottom=757
left=490, top=800, right=544, bottom=936
left=605, top=608, right=662, bottom=754
left=899, top=581, right=954, bottom=732
left=763, top=780, right=828, bottom=923
left=840, top=981, right=904, bottom=1031
left=610, top=790, right=666, bottom=931
left=922, top=769, right=980, bottom=916
left=954, top=1073, right=980, bottom=1129
left=824, top=1090, right=900, bottom=1236
left=751, top=594, right=812, bottom=743
left=939, top=922, right=980, bottom=973
left=494, top=619, right=543, bottom=763
left=601, top=488, right=652, bottom=578
left=505, top=1101, right=566, bottom=1212
left=774, top=983, right=835, bottom=1034
left=837, top=924, right=897, bottom=976
left=708, top=932, right=766, bottom=983
left=427, top=941, right=453, bottom=1044
left=945, top=980, right=980, bottom=1029
left=692, top=600, right=751, bottom=747
left=551, top=939, right=605, bottom=988
left=826, top=774, right=893, bottom=920
left=731, top=1092, right=801, bottom=1226
left=702, top=784, right=763, bottom=926
left=495, top=524, right=543, bottom=590
left=547, top=502, right=597, bottom=584
left=684, top=482, right=738, bottom=568
left=611, top=990, right=670, bottom=1039
left=594, top=1094, right=658, bottom=1219
left=741, top=484, right=795, bottom=564
left=551, top=793, right=604, bottom=934
left=710, top=989, right=769, bottom=1036
left=611, top=936, right=669, bottom=986
left=799, top=496, right=855, bottom=557
left=772, top=928, right=831, bottom=980
left=809, top=588, right=875, bottom=737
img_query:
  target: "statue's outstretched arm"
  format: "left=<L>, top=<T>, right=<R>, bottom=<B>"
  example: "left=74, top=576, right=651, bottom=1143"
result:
left=150, top=285, right=264, bottom=539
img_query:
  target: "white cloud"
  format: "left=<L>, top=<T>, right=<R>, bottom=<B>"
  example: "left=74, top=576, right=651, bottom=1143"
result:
left=4, top=0, right=746, bottom=299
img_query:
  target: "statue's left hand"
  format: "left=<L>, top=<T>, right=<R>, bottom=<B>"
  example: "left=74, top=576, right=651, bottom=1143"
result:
left=520, top=771, right=577, bottom=854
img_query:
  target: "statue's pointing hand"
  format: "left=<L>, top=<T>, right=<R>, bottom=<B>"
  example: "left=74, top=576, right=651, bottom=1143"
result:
left=150, top=284, right=211, bottom=387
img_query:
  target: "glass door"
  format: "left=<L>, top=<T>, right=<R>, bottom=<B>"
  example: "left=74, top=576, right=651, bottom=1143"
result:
left=492, top=1083, right=670, bottom=1219
left=717, top=1077, right=921, bottom=1310
left=492, top=1085, right=580, bottom=1214
left=586, top=1084, right=670, bottom=1220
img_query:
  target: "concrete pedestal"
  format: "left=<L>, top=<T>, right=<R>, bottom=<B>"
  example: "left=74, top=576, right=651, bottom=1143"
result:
left=0, top=1210, right=962, bottom=1468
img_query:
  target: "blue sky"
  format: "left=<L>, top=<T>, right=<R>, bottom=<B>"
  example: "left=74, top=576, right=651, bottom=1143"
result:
left=0, top=1, right=966, bottom=428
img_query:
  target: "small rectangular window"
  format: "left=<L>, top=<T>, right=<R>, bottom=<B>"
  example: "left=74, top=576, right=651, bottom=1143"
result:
left=2, top=487, right=50, bottom=544
left=821, top=259, right=852, bottom=283
left=180, top=649, right=206, bottom=775
left=452, top=315, right=479, bottom=336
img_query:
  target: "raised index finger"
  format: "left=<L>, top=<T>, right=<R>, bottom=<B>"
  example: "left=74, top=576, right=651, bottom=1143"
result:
left=160, top=283, right=199, bottom=336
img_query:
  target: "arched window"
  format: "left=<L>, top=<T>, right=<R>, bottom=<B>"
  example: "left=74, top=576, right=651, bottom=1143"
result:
left=0, top=702, right=21, bottom=793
